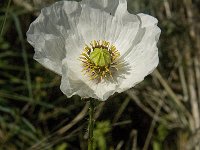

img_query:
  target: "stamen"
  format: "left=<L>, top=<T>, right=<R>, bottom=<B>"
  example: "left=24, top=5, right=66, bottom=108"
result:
left=79, top=40, right=120, bottom=82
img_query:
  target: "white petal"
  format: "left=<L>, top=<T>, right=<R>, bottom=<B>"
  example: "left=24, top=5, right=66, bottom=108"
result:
left=60, top=58, right=96, bottom=99
left=27, top=0, right=161, bottom=101
left=81, top=0, right=120, bottom=15
left=116, top=14, right=161, bottom=93
left=33, top=35, right=65, bottom=74
left=27, top=1, right=81, bottom=74
left=60, top=58, right=117, bottom=101
left=137, top=13, right=158, bottom=28
left=77, top=5, right=140, bottom=50
left=114, top=0, right=127, bottom=17
left=77, top=5, right=109, bottom=44
left=113, top=14, right=140, bottom=56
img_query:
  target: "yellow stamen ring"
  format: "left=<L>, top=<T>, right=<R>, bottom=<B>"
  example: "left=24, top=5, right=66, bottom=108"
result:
left=79, top=40, right=120, bottom=82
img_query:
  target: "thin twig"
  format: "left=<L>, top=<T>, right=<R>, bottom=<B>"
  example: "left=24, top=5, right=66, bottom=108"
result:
left=153, top=69, right=192, bottom=125
left=131, top=130, right=138, bottom=150
left=57, top=103, right=89, bottom=134
left=126, top=90, right=156, bottom=119
left=163, top=0, right=172, bottom=18
left=175, top=48, right=189, bottom=102
left=194, top=57, right=200, bottom=103
left=113, top=97, right=130, bottom=123
left=13, top=0, right=34, bottom=12
left=187, top=128, right=200, bottom=150
left=142, top=99, right=163, bottom=150
left=185, top=50, right=200, bottom=131
left=29, top=103, right=89, bottom=150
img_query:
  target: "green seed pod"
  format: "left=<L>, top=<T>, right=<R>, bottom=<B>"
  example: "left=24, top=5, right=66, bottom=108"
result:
left=90, top=48, right=111, bottom=67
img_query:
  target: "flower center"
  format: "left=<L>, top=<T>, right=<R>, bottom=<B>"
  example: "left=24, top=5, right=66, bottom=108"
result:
left=79, top=40, right=120, bottom=82
left=90, top=47, right=111, bottom=67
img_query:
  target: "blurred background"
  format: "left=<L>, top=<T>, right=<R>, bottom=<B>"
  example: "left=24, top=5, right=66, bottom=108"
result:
left=0, top=0, right=200, bottom=149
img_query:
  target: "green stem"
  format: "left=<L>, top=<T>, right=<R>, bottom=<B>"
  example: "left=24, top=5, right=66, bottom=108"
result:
left=88, top=99, right=95, bottom=150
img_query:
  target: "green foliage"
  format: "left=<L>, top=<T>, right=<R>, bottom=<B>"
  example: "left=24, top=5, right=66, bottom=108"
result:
left=153, top=124, right=169, bottom=150
left=0, top=37, right=10, bottom=50
left=93, top=121, right=111, bottom=150
left=55, top=143, right=68, bottom=150
left=0, top=0, right=200, bottom=149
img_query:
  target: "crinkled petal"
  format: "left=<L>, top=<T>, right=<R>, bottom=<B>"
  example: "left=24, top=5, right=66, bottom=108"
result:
left=60, top=58, right=96, bottom=99
left=60, top=58, right=117, bottom=101
left=114, top=0, right=127, bottom=17
left=81, top=0, right=128, bottom=16
left=29, top=0, right=161, bottom=101
left=61, top=4, right=159, bottom=101
left=116, top=14, right=161, bottom=93
left=27, top=1, right=81, bottom=74
left=137, top=13, right=158, bottom=28
left=81, top=0, right=121, bottom=15
left=77, top=5, right=140, bottom=53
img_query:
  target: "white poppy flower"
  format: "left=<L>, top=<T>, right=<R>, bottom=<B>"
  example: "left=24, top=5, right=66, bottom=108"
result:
left=27, top=0, right=161, bottom=101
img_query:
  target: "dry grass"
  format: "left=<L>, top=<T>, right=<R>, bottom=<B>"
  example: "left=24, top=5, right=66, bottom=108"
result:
left=0, top=0, right=200, bottom=149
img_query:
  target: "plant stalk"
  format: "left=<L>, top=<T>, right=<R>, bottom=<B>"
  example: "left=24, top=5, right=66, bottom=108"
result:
left=88, top=99, right=95, bottom=150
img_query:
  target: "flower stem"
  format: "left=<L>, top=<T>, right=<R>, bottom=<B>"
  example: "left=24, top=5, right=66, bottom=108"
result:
left=88, top=99, right=95, bottom=150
